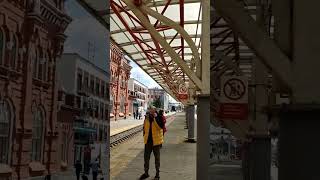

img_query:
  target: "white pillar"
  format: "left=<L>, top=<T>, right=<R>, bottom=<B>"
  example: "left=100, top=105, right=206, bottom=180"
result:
left=187, top=104, right=196, bottom=142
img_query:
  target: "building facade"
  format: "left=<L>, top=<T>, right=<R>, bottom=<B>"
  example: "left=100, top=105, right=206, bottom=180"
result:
left=56, top=90, right=80, bottom=171
left=0, top=1, right=71, bottom=179
left=57, top=53, right=110, bottom=171
left=110, top=42, right=131, bottom=120
left=128, top=78, right=148, bottom=116
left=148, top=88, right=169, bottom=111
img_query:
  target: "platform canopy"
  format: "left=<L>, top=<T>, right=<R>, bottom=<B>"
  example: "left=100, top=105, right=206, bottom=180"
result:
left=110, top=0, right=203, bottom=100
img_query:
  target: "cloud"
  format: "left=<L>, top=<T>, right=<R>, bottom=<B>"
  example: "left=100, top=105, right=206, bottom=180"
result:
left=129, top=60, right=161, bottom=89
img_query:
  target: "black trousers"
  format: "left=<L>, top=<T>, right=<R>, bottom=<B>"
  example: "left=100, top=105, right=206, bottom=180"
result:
left=92, top=171, right=98, bottom=180
left=144, top=141, right=161, bottom=175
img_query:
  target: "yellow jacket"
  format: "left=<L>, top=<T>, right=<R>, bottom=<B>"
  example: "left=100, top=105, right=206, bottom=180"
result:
left=143, top=116, right=164, bottom=146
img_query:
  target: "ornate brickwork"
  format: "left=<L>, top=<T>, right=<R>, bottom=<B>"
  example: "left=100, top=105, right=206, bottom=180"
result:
left=0, top=1, right=71, bottom=179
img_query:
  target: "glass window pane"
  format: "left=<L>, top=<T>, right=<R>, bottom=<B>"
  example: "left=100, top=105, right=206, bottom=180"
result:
left=0, top=30, right=3, bottom=63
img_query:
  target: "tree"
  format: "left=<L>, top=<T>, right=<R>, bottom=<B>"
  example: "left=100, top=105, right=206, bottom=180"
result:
left=153, top=97, right=162, bottom=108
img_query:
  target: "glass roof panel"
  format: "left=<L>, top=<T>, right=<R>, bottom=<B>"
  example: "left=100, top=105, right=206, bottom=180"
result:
left=110, top=0, right=202, bottom=97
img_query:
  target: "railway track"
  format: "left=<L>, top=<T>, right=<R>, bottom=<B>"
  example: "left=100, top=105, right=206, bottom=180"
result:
left=110, top=114, right=176, bottom=148
left=110, top=124, right=143, bottom=148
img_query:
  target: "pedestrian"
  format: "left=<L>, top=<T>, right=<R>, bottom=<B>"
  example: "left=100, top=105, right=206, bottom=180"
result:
left=139, top=106, right=164, bottom=180
left=136, top=109, right=139, bottom=119
left=91, top=158, right=100, bottom=180
left=133, top=111, right=136, bottom=119
left=158, top=110, right=167, bottom=136
left=74, top=160, right=82, bottom=180
left=138, top=110, right=142, bottom=119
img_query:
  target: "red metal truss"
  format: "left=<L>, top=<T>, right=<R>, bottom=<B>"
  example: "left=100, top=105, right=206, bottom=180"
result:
left=111, top=0, right=179, bottom=95
left=110, top=0, right=190, bottom=97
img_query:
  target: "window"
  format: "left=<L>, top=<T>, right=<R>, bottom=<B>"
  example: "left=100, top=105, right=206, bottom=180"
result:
left=90, top=77, right=94, bottom=93
left=100, top=103, right=104, bottom=120
left=120, top=96, right=125, bottom=113
left=84, top=73, right=89, bottom=91
left=95, top=101, right=99, bottom=118
left=0, top=100, right=12, bottom=164
left=101, top=82, right=105, bottom=97
left=31, top=107, right=45, bottom=162
left=77, top=70, right=83, bottom=91
left=96, top=79, right=100, bottom=96
left=61, top=132, right=67, bottom=162
left=10, top=36, right=17, bottom=69
left=104, top=105, right=108, bottom=121
left=94, top=124, right=98, bottom=141
left=99, top=126, right=103, bottom=141
left=0, top=30, right=4, bottom=64
left=32, top=51, right=38, bottom=78
left=38, top=52, right=43, bottom=80
left=106, top=83, right=109, bottom=98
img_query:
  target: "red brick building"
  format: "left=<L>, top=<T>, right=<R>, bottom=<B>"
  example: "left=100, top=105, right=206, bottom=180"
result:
left=110, top=42, right=131, bottom=120
left=0, top=1, right=71, bottom=179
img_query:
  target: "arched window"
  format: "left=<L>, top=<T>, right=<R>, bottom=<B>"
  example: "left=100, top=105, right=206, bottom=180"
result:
left=31, top=107, right=45, bottom=161
left=38, top=50, right=43, bottom=80
left=0, top=99, right=12, bottom=164
left=0, top=30, right=4, bottom=64
left=42, top=53, right=48, bottom=81
left=33, top=50, right=38, bottom=78
left=10, top=35, right=17, bottom=69
left=120, top=96, right=125, bottom=113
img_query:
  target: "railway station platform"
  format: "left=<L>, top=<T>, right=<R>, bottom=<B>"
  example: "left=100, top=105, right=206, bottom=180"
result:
left=110, top=112, right=177, bottom=137
left=112, top=112, right=242, bottom=180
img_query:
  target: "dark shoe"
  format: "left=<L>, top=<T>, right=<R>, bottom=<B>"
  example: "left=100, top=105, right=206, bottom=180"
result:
left=139, top=173, right=150, bottom=179
left=154, top=175, right=160, bottom=180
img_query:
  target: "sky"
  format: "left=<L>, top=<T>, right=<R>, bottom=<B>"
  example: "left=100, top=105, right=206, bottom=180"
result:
left=63, top=1, right=177, bottom=103
left=63, top=0, right=109, bottom=71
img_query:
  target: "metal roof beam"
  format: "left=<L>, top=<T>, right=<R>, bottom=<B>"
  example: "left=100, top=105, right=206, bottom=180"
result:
left=111, top=20, right=202, bottom=34
left=110, top=0, right=200, bottom=14
left=214, top=0, right=292, bottom=89
left=117, top=34, right=201, bottom=47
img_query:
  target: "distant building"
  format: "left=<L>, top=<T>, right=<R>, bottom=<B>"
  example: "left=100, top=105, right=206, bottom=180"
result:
left=110, top=42, right=132, bottom=120
left=128, top=78, right=148, bottom=116
left=57, top=53, right=110, bottom=170
left=148, top=88, right=169, bottom=111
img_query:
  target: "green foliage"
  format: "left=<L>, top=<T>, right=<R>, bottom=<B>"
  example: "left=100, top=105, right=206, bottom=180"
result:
left=153, top=97, right=162, bottom=108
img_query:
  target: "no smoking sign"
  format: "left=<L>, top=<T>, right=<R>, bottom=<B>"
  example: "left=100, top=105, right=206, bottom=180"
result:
left=178, top=83, right=188, bottom=100
left=223, top=78, right=246, bottom=101
left=179, top=84, right=188, bottom=94
left=220, top=76, right=248, bottom=103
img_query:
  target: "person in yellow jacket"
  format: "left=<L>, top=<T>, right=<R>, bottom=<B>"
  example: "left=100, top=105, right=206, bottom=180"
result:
left=139, top=106, right=164, bottom=180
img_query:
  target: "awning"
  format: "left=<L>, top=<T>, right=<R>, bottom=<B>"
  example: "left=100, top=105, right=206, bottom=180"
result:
left=133, top=100, right=139, bottom=105
left=74, top=127, right=97, bottom=134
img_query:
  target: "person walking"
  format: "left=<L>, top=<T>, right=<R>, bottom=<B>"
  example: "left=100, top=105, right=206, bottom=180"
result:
left=74, top=160, right=82, bottom=180
left=91, top=159, right=100, bottom=180
left=158, top=110, right=167, bottom=136
left=139, top=106, right=164, bottom=180
left=138, top=110, right=142, bottom=119
left=136, top=109, right=139, bottom=119
left=133, top=111, right=136, bottom=119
